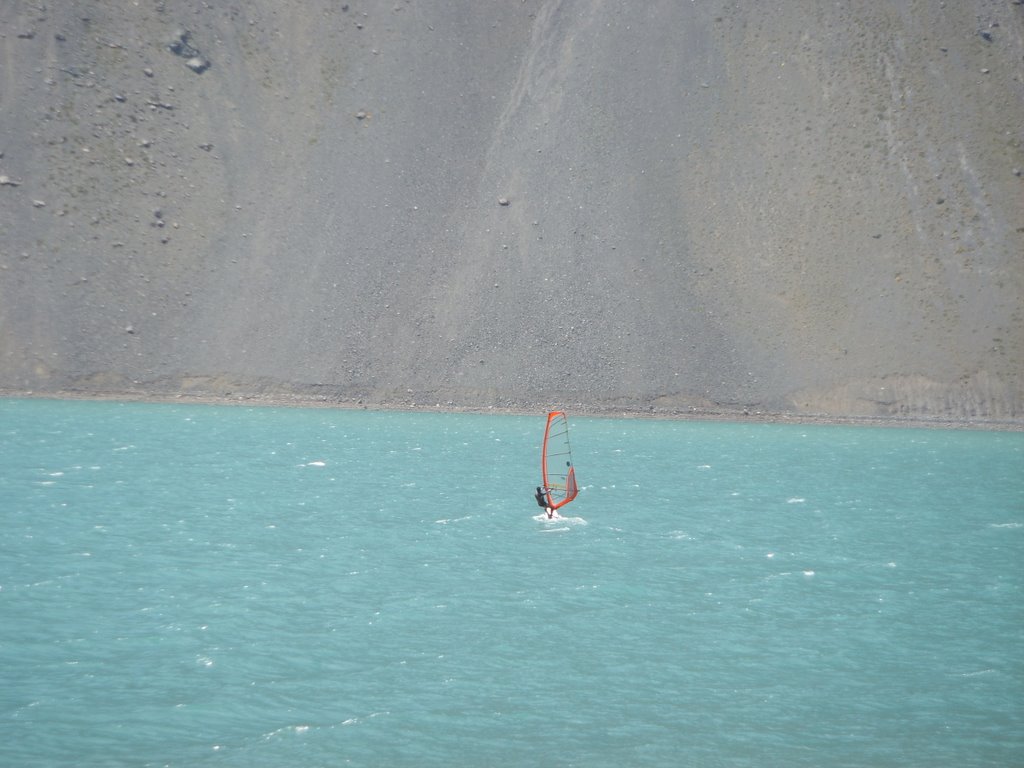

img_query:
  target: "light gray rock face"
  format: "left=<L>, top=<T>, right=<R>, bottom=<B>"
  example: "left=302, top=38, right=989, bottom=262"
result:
left=1, top=1, right=1021, bottom=422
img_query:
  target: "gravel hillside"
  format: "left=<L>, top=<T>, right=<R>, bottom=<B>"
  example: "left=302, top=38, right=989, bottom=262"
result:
left=1, top=1, right=1022, bottom=423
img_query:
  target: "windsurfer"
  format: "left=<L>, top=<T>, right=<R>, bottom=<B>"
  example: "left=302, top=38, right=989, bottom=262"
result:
left=535, top=486, right=554, bottom=518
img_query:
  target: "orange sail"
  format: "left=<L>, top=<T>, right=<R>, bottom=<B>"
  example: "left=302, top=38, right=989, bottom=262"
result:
left=541, top=411, right=578, bottom=511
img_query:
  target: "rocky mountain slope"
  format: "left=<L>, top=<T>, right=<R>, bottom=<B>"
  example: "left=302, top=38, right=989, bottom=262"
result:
left=2, top=0, right=1022, bottom=423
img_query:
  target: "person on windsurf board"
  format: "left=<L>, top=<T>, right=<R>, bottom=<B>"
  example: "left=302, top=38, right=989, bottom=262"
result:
left=536, top=412, right=579, bottom=520
left=535, top=486, right=555, bottom=519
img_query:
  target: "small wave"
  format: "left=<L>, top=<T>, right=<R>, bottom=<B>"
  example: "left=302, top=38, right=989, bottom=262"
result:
left=339, top=711, right=388, bottom=727
left=787, top=498, right=806, bottom=504
left=434, top=516, right=471, bottom=525
left=956, top=668, right=996, bottom=678
left=306, top=460, right=326, bottom=467
left=989, top=522, right=1022, bottom=529
left=262, top=723, right=313, bottom=740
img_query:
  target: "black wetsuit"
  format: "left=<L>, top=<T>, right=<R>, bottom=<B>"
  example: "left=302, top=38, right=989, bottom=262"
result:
left=534, top=487, right=548, bottom=509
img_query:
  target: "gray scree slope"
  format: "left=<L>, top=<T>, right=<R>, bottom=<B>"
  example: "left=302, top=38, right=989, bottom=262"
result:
left=1, top=1, right=1021, bottom=422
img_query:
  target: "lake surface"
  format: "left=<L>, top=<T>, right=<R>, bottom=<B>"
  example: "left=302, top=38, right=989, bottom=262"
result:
left=2, top=398, right=1021, bottom=767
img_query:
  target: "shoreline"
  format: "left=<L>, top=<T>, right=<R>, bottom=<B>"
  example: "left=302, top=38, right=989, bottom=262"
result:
left=3, top=388, right=1021, bottom=432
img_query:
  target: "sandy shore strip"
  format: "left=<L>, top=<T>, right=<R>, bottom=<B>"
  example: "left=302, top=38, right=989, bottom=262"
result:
left=3, top=388, right=1020, bottom=432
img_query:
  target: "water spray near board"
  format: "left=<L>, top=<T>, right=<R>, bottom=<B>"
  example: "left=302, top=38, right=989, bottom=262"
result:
left=533, top=411, right=586, bottom=526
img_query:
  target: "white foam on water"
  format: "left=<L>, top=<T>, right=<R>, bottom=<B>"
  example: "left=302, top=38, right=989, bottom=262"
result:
left=533, top=513, right=586, bottom=526
left=956, top=668, right=996, bottom=678
left=434, top=516, right=472, bottom=525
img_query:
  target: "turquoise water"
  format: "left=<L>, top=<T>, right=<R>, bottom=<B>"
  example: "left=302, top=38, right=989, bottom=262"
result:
left=1, top=398, right=1022, bottom=768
